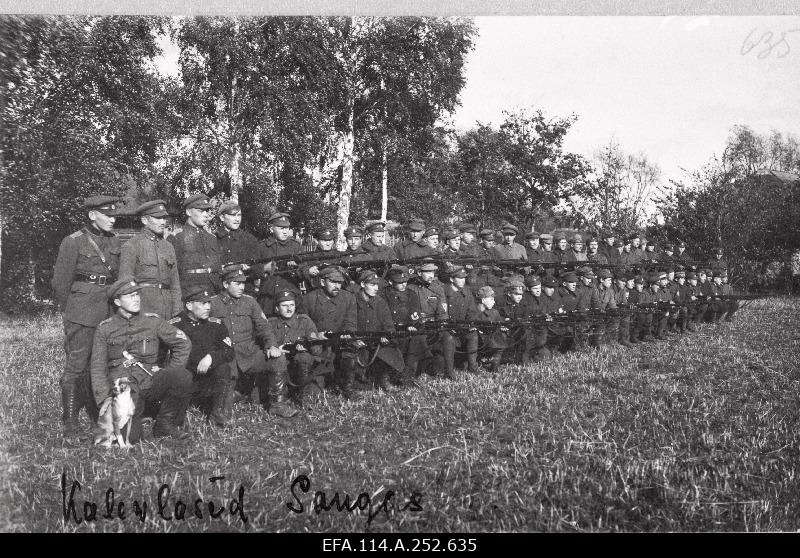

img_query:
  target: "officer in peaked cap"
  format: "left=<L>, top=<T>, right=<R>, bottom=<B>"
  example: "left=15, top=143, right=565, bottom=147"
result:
left=169, top=193, right=222, bottom=294
left=169, top=284, right=233, bottom=427
left=363, top=221, right=396, bottom=258
left=441, top=228, right=462, bottom=259
left=493, top=224, right=527, bottom=261
left=394, top=218, right=426, bottom=260
left=458, top=223, right=481, bottom=258
left=52, top=194, right=123, bottom=438
left=91, top=276, right=194, bottom=443
left=259, top=210, right=303, bottom=317
left=215, top=199, right=271, bottom=296
left=300, top=228, right=339, bottom=292
left=120, top=199, right=182, bottom=321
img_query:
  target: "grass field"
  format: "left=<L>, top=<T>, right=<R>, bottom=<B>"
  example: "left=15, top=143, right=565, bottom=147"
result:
left=1, top=298, right=799, bottom=532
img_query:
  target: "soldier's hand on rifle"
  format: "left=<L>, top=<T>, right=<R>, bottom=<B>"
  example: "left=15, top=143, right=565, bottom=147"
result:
left=240, top=264, right=251, bottom=271
left=197, top=354, right=212, bottom=375
left=266, top=346, right=285, bottom=359
left=379, top=337, right=390, bottom=346
left=293, top=343, right=307, bottom=353
left=353, top=339, right=367, bottom=349
left=406, top=326, right=418, bottom=332
left=286, top=260, right=298, bottom=268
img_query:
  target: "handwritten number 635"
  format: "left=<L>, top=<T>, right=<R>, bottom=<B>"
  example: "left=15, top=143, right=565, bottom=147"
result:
left=741, top=28, right=800, bottom=59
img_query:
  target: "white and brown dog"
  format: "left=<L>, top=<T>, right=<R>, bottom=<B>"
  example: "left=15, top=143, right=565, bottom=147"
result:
left=94, top=377, right=135, bottom=449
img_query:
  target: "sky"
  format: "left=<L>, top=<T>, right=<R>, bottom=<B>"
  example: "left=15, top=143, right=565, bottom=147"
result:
left=155, top=15, right=800, bottom=184
left=453, top=16, right=800, bottom=183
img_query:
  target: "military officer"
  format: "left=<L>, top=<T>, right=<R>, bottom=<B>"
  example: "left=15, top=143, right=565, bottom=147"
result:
left=259, top=212, right=303, bottom=316
left=90, top=278, right=194, bottom=443
left=395, top=219, right=431, bottom=261
left=169, top=285, right=233, bottom=427
left=443, top=266, right=480, bottom=373
left=524, top=231, right=543, bottom=262
left=472, top=286, right=507, bottom=372
left=492, top=224, right=527, bottom=260
left=569, top=235, right=587, bottom=262
left=215, top=200, right=270, bottom=295
left=585, top=237, right=608, bottom=264
left=210, top=266, right=296, bottom=418
left=52, top=195, right=122, bottom=438
left=440, top=229, right=462, bottom=259
left=521, top=275, right=552, bottom=361
left=362, top=222, right=396, bottom=259
left=458, top=223, right=482, bottom=258
left=169, top=193, right=222, bottom=293
left=119, top=200, right=182, bottom=319
left=382, top=266, right=430, bottom=386
left=409, top=260, right=456, bottom=379
left=302, top=228, right=339, bottom=291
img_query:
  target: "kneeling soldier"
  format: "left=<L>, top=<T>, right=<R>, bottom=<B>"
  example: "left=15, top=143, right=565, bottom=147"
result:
left=170, top=286, right=233, bottom=427
left=268, top=290, right=323, bottom=407
left=91, top=278, right=194, bottom=443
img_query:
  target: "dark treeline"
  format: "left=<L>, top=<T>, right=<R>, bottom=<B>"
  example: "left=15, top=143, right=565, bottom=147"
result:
left=2, top=16, right=798, bottom=310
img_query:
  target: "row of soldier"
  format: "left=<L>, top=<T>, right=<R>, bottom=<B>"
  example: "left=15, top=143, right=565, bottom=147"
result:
left=52, top=193, right=736, bottom=444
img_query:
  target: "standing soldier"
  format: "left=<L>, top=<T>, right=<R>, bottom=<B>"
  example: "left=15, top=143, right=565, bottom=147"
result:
left=301, top=228, right=339, bottom=291
left=362, top=222, right=396, bottom=260
left=214, top=200, right=270, bottom=295
left=440, top=229, right=462, bottom=260
left=259, top=212, right=303, bottom=316
left=524, top=231, right=543, bottom=262
left=586, top=237, right=609, bottom=265
left=492, top=224, right=527, bottom=260
left=458, top=223, right=482, bottom=257
left=395, top=219, right=429, bottom=261
left=169, top=193, right=222, bottom=293
left=52, top=195, right=121, bottom=438
left=568, top=235, right=587, bottom=262
left=169, top=286, right=233, bottom=428
left=443, top=266, right=480, bottom=373
left=119, top=200, right=182, bottom=319
left=90, top=278, right=194, bottom=443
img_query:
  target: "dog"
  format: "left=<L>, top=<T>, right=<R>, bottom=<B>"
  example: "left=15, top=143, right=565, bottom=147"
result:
left=93, top=377, right=135, bottom=449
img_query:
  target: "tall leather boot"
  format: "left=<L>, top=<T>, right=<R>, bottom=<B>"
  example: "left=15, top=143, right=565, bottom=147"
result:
left=338, top=358, right=362, bottom=401
left=61, top=384, right=81, bottom=439
left=266, top=367, right=299, bottom=418
left=207, top=366, right=230, bottom=427
left=79, top=375, right=99, bottom=424
left=153, top=373, right=192, bottom=440
left=373, top=365, right=392, bottom=391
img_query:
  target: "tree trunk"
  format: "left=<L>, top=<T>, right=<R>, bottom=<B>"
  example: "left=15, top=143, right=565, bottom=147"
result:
left=230, top=143, right=242, bottom=202
left=380, top=144, right=388, bottom=222
left=336, top=102, right=355, bottom=251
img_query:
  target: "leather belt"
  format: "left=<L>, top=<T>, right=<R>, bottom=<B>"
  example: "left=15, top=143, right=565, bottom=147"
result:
left=73, top=272, right=111, bottom=286
left=186, top=267, right=214, bottom=274
left=138, top=282, right=171, bottom=289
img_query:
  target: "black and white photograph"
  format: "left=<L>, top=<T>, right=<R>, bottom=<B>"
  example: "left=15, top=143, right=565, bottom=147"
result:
left=1, top=1, right=800, bottom=536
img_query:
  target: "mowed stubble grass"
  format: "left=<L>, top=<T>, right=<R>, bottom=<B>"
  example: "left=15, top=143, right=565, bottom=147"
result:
left=0, top=299, right=799, bottom=532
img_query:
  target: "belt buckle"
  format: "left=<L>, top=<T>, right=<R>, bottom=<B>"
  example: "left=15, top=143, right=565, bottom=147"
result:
left=97, top=276, right=107, bottom=286
left=89, top=274, right=97, bottom=281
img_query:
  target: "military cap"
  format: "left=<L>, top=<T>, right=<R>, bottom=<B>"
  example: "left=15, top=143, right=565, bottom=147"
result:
left=540, top=277, right=556, bottom=288
left=183, top=193, right=212, bottom=210
left=699, top=268, right=711, bottom=275
left=358, top=270, right=381, bottom=284
left=686, top=271, right=697, bottom=280
left=319, top=266, right=346, bottom=282
left=458, top=223, right=477, bottom=234
left=714, top=248, right=724, bottom=255
left=597, top=268, right=613, bottom=279
left=613, top=239, right=624, bottom=247
left=442, top=229, right=459, bottom=241
left=317, top=229, right=335, bottom=241
left=136, top=199, right=169, bottom=218
left=479, top=228, right=495, bottom=239
left=504, top=274, right=525, bottom=289
left=674, top=264, right=685, bottom=271
left=84, top=195, right=119, bottom=215
left=217, top=200, right=241, bottom=215
left=449, top=266, right=468, bottom=279
left=633, top=275, right=645, bottom=284
left=524, top=231, right=539, bottom=240
left=501, top=223, right=519, bottom=235
left=587, top=237, right=599, bottom=244
left=579, top=269, right=597, bottom=279
left=183, top=285, right=215, bottom=303
left=664, top=266, right=675, bottom=273
left=107, top=277, right=141, bottom=300
left=344, top=226, right=363, bottom=238
left=407, top=219, right=426, bottom=232
left=656, top=271, right=668, bottom=281
left=626, top=234, right=638, bottom=243
left=601, top=229, right=615, bottom=239
left=222, top=266, right=247, bottom=282
left=539, top=233, right=553, bottom=243
left=562, top=272, right=579, bottom=283
left=664, top=242, right=675, bottom=251
left=366, top=222, right=385, bottom=234
left=554, top=234, right=566, bottom=243
left=623, top=236, right=633, bottom=245
left=418, top=260, right=439, bottom=272
left=525, top=275, right=541, bottom=287
left=572, top=234, right=584, bottom=243
left=678, top=240, right=686, bottom=248
left=674, top=270, right=686, bottom=278
left=423, top=227, right=440, bottom=238
left=477, top=286, right=495, bottom=299
left=388, top=266, right=411, bottom=283
left=577, top=266, right=594, bottom=277
left=268, top=212, right=291, bottom=227
left=712, top=270, right=723, bottom=278
left=275, top=290, right=297, bottom=303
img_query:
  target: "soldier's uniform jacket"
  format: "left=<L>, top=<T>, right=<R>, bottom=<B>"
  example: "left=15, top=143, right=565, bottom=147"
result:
left=628, top=288, right=643, bottom=305
left=591, top=284, right=618, bottom=310
left=267, top=313, right=319, bottom=346
left=473, top=305, right=505, bottom=349
left=619, top=250, right=637, bottom=267
left=260, top=236, right=303, bottom=302
left=720, top=283, right=734, bottom=296
left=674, top=283, right=691, bottom=304
left=362, top=239, right=396, bottom=259
left=396, top=239, right=436, bottom=261
left=538, top=250, right=559, bottom=264
left=586, top=252, right=609, bottom=265
left=300, top=248, right=339, bottom=291
left=355, top=290, right=404, bottom=372
left=654, top=288, right=672, bottom=304
left=90, top=312, right=191, bottom=405
left=459, top=242, right=483, bottom=258
left=491, top=242, right=527, bottom=261
left=169, top=311, right=233, bottom=373
left=210, top=293, right=277, bottom=372
left=542, top=292, right=563, bottom=314
left=52, top=226, right=121, bottom=327
left=301, top=288, right=357, bottom=333
left=568, top=249, right=587, bottom=262
left=169, top=223, right=222, bottom=292
left=526, top=246, right=545, bottom=263
left=626, top=250, right=645, bottom=265
left=552, top=247, right=576, bottom=263
left=119, top=228, right=181, bottom=318
left=576, top=283, right=594, bottom=311
left=637, top=288, right=656, bottom=306
left=557, top=287, right=580, bottom=312
left=409, top=278, right=449, bottom=322
left=523, top=292, right=549, bottom=316
left=383, top=288, right=424, bottom=327
left=216, top=226, right=270, bottom=267
left=710, top=257, right=728, bottom=274
left=445, top=284, right=479, bottom=322
left=676, top=249, right=692, bottom=263
left=440, top=246, right=461, bottom=260
left=612, top=284, right=629, bottom=306
left=496, top=294, right=531, bottom=320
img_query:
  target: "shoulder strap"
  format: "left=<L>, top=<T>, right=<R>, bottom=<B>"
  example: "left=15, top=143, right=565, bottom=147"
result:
left=82, top=228, right=113, bottom=274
